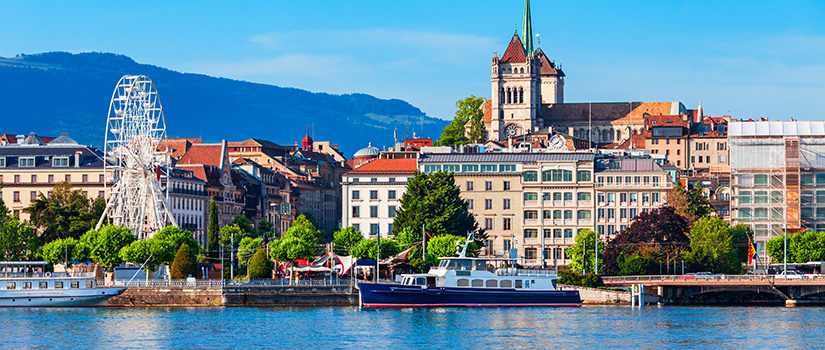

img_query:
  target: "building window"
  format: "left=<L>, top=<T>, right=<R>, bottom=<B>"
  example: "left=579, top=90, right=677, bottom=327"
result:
left=543, top=169, right=573, bottom=182
left=19, top=157, right=35, bottom=167
left=48, top=175, right=54, bottom=183
left=523, top=171, right=538, bottom=182
left=524, top=229, right=537, bottom=238
left=564, top=229, right=573, bottom=238
left=577, top=192, right=591, bottom=201
left=485, top=218, right=493, bottom=230
left=52, top=157, right=69, bottom=167
left=14, top=175, right=19, bottom=183
left=577, top=170, right=591, bottom=182
left=82, top=174, right=88, bottom=183
left=468, top=199, right=474, bottom=209
left=352, top=206, right=360, bottom=218
left=620, top=209, right=628, bottom=220
left=81, top=191, right=87, bottom=198
left=553, top=210, right=562, bottom=219
left=553, top=193, right=562, bottom=201
left=503, top=181, right=511, bottom=191
left=524, top=248, right=537, bottom=260
left=485, top=199, right=492, bottom=210
left=370, top=206, right=378, bottom=218
left=652, top=192, right=660, bottom=203
left=30, top=191, right=37, bottom=200
left=0, top=157, right=4, bottom=167
left=503, top=198, right=511, bottom=210
left=352, top=190, right=360, bottom=199
left=370, top=224, right=379, bottom=236
left=389, top=177, right=396, bottom=182
left=480, top=164, right=497, bottom=172
left=503, top=218, right=511, bottom=231
left=388, top=190, right=396, bottom=200
left=461, top=164, right=479, bottom=172
left=353, top=224, right=360, bottom=232
left=31, top=175, right=37, bottom=183
left=578, top=210, right=591, bottom=219
left=13, top=191, right=20, bottom=202
left=524, top=192, right=538, bottom=201
left=65, top=174, right=71, bottom=182
left=485, top=181, right=492, bottom=191
left=370, top=190, right=378, bottom=200
left=371, top=178, right=377, bottom=182
left=564, top=210, right=573, bottom=219
left=388, top=206, right=396, bottom=218
left=423, top=165, right=441, bottom=173
left=524, top=210, right=538, bottom=219
left=466, top=181, right=474, bottom=191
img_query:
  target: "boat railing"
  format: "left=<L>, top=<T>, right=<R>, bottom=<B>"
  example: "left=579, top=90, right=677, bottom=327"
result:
left=495, top=268, right=558, bottom=277
left=101, top=279, right=226, bottom=288
left=0, top=272, right=97, bottom=279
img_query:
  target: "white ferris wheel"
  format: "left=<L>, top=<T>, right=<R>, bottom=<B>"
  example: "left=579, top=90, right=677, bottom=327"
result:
left=96, top=75, right=177, bottom=240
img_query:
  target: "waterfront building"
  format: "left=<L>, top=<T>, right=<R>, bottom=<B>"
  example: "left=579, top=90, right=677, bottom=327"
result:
left=175, top=140, right=244, bottom=227
left=231, top=158, right=294, bottom=237
left=729, top=120, right=825, bottom=263
left=341, top=158, right=417, bottom=239
left=161, top=167, right=208, bottom=246
left=0, top=133, right=112, bottom=220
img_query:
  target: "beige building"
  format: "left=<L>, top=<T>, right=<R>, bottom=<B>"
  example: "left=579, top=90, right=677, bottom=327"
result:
left=342, top=158, right=417, bottom=238
left=0, top=133, right=112, bottom=220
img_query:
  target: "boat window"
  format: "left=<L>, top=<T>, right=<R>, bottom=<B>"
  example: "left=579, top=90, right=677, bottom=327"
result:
left=39, top=282, right=47, bottom=289
left=471, top=279, right=484, bottom=287
left=457, top=279, right=470, bottom=287
left=427, top=277, right=436, bottom=287
left=416, top=277, right=426, bottom=286
left=22, top=282, right=31, bottom=290
left=473, top=260, right=486, bottom=270
left=439, top=260, right=449, bottom=269
left=55, top=281, right=64, bottom=289
left=524, top=280, right=530, bottom=288
left=515, top=280, right=523, bottom=288
left=455, top=260, right=471, bottom=270
left=6, top=282, right=15, bottom=289
left=86, top=281, right=94, bottom=288
left=70, top=281, right=79, bottom=289
left=486, top=280, right=498, bottom=288
left=500, top=280, right=512, bottom=288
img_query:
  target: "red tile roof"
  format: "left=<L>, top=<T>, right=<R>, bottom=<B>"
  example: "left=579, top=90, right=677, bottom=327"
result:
left=535, top=48, right=564, bottom=77
left=614, top=133, right=646, bottom=149
left=483, top=99, right=492, bottom=125
left=177, top=144, right=223, bottom=168
left=177, top=164, right=224, bottom=188
left=500, top=33, right=527, bottom=63
left=645, top=114, right=688, bottom=129
left=345, top=158, right=417, bottom=175
left=157, top=139, right=193, bottom=159
left=541, top=102, right=673, bottom=123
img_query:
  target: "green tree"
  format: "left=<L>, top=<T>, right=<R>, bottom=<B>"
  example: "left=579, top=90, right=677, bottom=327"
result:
left=602, top=207, right=690, bottom=275
left=247, top=249, right=272, bottom=279
left=333, top=226, right=363, bottom=255
left=616, top=253, right=659, bottom=276
left=80, top=225, right=136, bottom=270
left=564, top=229, right=604, bottom=274
left=666, top=184, right=713, bottom=225
left=351, top=238, right=400, bottom=260
left=154, top=226, right=199, bottom=254
left=170, top=243, right=198, bottom=279
left=767, top=230, right=825, bottom=263
left=119, top=238, right=175, bottom=274
left=258, top=220, right=274, bottom=239
left=41, top=237, right=89, bottom=266
left=23, top=181, right=104, bottom=242
left=232, top=214, right=259, bottom=238
left=426, top=235, right=464, bottom=258
left=269, top=236, right=316, bottom=263
left=237, top=237, right=262, bottom=268
left=682, top=216, right=747, bottom=273
left=219, top=224, right=246, bottom=248
left=206, top=197, right=219, bottom=259
left=0, top=215, right=38, bottom=261
left=437, top=95, right=485, bottom=146
left=283, top=214, right=323, bottom=243
left=0, top=184, right=9, bottom=222
left=393, top=171, right=482, bottom=243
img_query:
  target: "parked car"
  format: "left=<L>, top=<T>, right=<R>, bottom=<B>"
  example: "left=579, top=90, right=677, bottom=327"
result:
left=677, top=273, right=696, bottom=280
left=776, top=270, right=805, bottom=279
left=695, top=272, right=715, bottom=279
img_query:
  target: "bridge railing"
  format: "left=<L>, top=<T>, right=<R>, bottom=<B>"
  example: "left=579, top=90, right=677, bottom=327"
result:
left=603, top=274, right=825, bottom=284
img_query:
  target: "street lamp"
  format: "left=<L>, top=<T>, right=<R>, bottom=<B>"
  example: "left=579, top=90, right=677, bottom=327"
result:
left=784, top=196, right=801, bottom=274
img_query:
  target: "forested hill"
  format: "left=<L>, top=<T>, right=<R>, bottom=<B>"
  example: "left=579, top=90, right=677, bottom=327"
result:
left=0, top=52, right=447, bottom=156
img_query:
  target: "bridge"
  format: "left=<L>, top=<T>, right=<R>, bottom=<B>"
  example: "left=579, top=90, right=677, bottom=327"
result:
left=602, top=275, right=825, bottom=306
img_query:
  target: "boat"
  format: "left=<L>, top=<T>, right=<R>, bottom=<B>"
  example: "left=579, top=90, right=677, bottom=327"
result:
left=0, top=261, right=126, bottom=307
left=357, top=236, right=581, bottom=307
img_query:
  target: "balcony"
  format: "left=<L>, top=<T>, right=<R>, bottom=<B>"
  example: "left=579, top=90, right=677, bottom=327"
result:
left=171, top=188, right=207, bottom=196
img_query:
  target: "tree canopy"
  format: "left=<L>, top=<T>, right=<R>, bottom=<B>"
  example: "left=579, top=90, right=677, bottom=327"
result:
left=23, top=182, right=105, bottom=243
left=41, top=237, right=88, bottom=266
left=667, top=184, right=713, bottom=225
left=170, top=243, right=198, bottom=279
left=564, top=229, right=604, bottom=274
left=119, top=238, right=175, bottom=273
left=767, top=230, right=825, bottom=263
left=682, top=217, right=750, bottom=274
left=393, top=171, right=481, bottom=240
left=80, top=225, right=136, bottom=270
left=333, top=226, right=363, bottom=255
left=206, top=197, right=219, bottom=259
left=602, top=207, right=690, bottom=275
left=247, top=249, right=272, bottom=279
left=269, top=214, right=321, bottom=264
left=437, top=95, right=486, bottom=146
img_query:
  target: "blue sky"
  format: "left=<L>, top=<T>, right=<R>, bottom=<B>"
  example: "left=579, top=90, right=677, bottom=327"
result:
left=2, top=1, right=824, bottom=121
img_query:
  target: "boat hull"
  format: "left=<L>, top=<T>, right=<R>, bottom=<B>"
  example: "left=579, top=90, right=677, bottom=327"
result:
left=0, top=287, right=126, bottom=307
left=358, top=282, right=581, bottom=307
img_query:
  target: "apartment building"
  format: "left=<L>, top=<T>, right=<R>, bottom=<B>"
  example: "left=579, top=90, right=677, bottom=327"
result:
left=341, top=158, right=417, bottom=239
left=0, top=133, right=112, bottom=219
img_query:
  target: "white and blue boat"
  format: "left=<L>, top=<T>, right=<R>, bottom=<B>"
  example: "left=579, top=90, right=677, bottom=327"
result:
left=357, top=237, right=581, bottom=307
left=0, top=261, right=126, bottom=307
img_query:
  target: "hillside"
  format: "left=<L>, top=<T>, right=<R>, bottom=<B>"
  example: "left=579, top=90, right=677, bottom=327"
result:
left=0, top=52, right=448, bottom=156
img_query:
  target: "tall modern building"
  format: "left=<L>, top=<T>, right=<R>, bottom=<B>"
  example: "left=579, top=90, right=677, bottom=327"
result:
left=729, top=121, right=825, bottom=263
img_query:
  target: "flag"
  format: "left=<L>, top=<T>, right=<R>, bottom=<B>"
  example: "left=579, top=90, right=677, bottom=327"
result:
left=747, top=235, right=756, bottom=265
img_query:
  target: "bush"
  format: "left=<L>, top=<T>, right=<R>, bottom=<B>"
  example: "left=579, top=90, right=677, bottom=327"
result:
left=247, top=249, right=272, bottom=279
left=557, top=269, right=603, bottom=288
left=170, top=243, right=197, bottom=279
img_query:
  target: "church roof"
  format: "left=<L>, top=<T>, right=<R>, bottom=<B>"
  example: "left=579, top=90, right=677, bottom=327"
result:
left=177, top=144, right=224, bottom=168
left=500, top=33, right=527, bottom=63
left=535, top=48, right=564, bottom=77
left=540, top=102, right=676, bottom=123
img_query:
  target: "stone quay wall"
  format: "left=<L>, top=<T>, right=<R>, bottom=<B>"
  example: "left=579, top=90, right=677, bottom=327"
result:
left=107, top=285, right=357, bottom=307
left=560, top=284, right=659, bottom=305
left=108, top=286, right=223, bottom=307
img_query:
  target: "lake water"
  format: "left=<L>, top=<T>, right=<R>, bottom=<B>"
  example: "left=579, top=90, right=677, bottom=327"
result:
left=2, top=306, right=821, bottom=349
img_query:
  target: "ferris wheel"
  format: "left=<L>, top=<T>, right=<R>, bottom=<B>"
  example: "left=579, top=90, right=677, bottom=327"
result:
left=95, top=75, right=176, bottom=240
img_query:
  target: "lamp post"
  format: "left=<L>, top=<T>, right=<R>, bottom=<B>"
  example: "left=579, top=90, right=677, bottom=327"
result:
left=784, top=196, right=801, bottom=274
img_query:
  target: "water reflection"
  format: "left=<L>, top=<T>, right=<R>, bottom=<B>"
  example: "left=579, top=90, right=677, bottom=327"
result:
left=1, top=306, right=824, bottom=349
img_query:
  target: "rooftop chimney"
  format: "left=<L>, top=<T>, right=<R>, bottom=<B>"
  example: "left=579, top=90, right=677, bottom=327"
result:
left=74, top=151, right=82, bottom=167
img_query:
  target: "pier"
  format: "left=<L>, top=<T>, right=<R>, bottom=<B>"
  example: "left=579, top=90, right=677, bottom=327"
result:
left=603, top=275, right=825, bottom=306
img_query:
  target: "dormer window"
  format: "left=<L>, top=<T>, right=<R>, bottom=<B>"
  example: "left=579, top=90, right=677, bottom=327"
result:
left=19, top=157, right=35, bottom=167
left=53, top=157, right=69, bottom=167
left=0, top=157, right=5, bottom=167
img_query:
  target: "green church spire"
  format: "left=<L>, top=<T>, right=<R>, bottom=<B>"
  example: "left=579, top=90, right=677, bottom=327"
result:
left=522, top=0, right=533, bottom=54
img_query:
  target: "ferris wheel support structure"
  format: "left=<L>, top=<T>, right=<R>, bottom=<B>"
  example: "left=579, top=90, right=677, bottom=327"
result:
left=96, top=75, right=177, bottom=240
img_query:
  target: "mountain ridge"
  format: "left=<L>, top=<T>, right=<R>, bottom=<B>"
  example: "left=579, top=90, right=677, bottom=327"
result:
left=0, top=52, right=448, bottom=156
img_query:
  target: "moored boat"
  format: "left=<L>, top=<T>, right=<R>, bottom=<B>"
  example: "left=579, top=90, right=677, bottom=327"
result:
left=0, top=261, right=126, bottom=307
left=357, top=236, right=581, bottom=307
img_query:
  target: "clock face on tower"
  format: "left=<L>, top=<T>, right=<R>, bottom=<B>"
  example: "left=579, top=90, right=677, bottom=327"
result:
left=504, top=124, right=519, bottom=138
left=550, top=134, right=565, bottom=149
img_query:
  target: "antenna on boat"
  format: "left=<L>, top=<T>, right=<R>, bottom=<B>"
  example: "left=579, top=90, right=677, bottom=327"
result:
left=456, top=232, right=474, bottom=258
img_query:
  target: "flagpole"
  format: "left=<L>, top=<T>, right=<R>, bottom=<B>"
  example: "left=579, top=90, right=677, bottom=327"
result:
left=376, top=233, right=380, bottom=282
left=422, top=223, right=426, bottom=260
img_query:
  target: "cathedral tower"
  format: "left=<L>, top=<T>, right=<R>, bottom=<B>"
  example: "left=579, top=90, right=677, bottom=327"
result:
left=490, top=33, right=542, bottom=141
